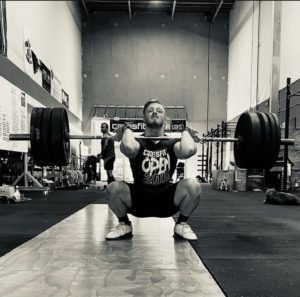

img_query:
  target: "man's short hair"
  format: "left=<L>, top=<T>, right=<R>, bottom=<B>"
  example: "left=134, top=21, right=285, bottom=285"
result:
left=101, top=123, right=108, bottom=129
left=143, top=98, right=164, bottom=114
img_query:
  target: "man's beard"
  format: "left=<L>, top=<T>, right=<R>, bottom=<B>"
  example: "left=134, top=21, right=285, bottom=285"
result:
left=145, top=119, right=164, bottom=128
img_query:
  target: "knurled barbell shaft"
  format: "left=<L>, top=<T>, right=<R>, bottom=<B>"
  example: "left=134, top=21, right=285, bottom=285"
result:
left=9, top=133, right=296, bottom=145
left=9, top=134, right=105, bottom=140
left=136, top=136, right=238, bottom=142
left=69, top=135, right=103, bottom=139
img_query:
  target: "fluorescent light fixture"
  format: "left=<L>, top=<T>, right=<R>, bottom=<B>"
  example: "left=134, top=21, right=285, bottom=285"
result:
left=151, top=1, right=162, bottom=4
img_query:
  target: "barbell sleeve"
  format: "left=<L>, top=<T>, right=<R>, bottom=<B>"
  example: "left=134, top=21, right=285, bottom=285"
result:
left=281, top=138, right=295, bottom=145
left=9, top=134, right=31, bottom=141
left=200, top=137, right=238, bottom=142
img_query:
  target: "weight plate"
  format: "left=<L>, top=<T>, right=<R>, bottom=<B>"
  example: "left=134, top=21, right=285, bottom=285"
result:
left=264, top=113, right=275, bottom=169
left=249, top=112, right=262, bottom=168
left=61, top=108, right=70, bottom=165
left=30, top=108, right=38, bottom=163
left=32, top=108, right=44, bottom=166
left=234, top=112, right=262, bottom=168
left=40, top=108, right=53, bottom=166
left=234, top=113, right=248, bottom=168
left=257, top=112, right=271, bottom=168
left=72, top=170, right=79, bottom=184
left=267, top=113, right=281, bottom=169
left=76, top=170, right=84, bottom=184
left=51, top=108, right=70, bottom=166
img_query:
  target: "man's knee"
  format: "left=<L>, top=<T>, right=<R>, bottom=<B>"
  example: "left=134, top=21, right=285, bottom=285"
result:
left=106, top=181, right=126, bottom=201
left=180, top=178, right=201, bottom=200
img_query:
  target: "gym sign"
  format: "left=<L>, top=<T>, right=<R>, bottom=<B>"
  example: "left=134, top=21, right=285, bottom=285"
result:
left=110, top=119, right=186, bottom=132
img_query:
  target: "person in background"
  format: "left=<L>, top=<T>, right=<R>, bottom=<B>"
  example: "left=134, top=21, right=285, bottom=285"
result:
left=83, top=155, right=98, bottom=183
left=100, top=123, right=116, bottom=184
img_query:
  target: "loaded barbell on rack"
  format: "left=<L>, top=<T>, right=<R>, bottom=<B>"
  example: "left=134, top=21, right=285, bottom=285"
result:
left=9, top=107, right=295, bottom=169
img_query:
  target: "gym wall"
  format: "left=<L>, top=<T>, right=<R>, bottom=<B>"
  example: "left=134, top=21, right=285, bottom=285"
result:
left=227, top=1, right=273, bottom=121
left=280, top=1, right=300, bottom=89
left=82, top=12, right=229, bottom=133
left=228, top=1, right=300, bottom=122
left=4, top=1, right=83, bottom=123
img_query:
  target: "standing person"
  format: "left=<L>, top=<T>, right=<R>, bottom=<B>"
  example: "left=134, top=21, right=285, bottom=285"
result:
left=105, top=98, right=201, bottom=241
left=100, top=123, right=116, bottom=184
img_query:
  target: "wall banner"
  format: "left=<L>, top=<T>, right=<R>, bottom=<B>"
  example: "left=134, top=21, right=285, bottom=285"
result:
left=51, top=69, right=62, bottom=103
left=62, top=89, right=69, bottom=109
left=40, top=61, right=51, bottom=93
left=110, top=119, right=186, bottom=132
left=0, top=76, right=28, bottom=153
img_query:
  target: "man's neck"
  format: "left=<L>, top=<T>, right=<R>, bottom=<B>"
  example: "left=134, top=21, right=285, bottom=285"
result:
left=144, top=126, right=164, bottom=137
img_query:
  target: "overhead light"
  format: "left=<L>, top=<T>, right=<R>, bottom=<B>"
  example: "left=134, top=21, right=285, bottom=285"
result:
left=151, top=1, right=162, bottom=4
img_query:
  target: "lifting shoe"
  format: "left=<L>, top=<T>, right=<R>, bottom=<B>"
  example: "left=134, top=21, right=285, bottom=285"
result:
left=105, top=222, right=133, bottom=240
left=174, top=222, right=197, bottom=240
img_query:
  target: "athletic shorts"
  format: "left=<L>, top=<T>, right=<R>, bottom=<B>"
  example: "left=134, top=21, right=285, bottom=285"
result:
left=125, top=182, right=179, bottom=218
left=104, top=157, right=115, bottom=170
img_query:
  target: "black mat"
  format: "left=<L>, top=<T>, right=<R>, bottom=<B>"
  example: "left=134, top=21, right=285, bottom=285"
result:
left=188, top=184, right=300, bottom=297
left=0, top=186, right=106, bottom=256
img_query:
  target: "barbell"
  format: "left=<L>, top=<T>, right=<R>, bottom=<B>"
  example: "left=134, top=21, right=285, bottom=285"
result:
left=9, top=107, right=295, bottom=169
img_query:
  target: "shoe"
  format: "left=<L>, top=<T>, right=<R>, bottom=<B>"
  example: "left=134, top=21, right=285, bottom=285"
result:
left=174, top=222, right=197, bottom=240
left=105, top=222, right=133, bottom=240
left=107, top=176, right=115, bottom=184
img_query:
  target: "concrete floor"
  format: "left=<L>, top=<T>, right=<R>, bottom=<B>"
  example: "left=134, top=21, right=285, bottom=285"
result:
left=0, top=204, right=224, bottom=297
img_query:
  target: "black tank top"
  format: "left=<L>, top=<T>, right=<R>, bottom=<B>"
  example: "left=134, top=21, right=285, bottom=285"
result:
left=129, top=138, right=179, bottom=192
left=101, top=137, right=115, bottom=159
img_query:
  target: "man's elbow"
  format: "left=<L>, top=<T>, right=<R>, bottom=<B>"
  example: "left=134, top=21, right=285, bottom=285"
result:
left=191, top=145, right=197, bottom=156
left=120, top=144, right=138, bottom=159
left=179, top=146, right=197, bottom=159
left=186, top=147, right=197, bottom=158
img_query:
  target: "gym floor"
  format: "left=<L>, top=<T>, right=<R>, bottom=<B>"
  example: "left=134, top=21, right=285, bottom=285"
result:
left=0, top=185, right=299, bottom=297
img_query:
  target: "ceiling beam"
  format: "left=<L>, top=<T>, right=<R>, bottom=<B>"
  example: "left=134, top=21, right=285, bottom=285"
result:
left=81, top=0, right=89, bottom=18
left=128, top=0, right=132, bottom=20
left=212, top=0, right=223, bottom=22
left=171, top=0, right=176, bottom=21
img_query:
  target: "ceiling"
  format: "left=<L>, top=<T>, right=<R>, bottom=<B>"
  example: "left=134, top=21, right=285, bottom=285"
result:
left=80, top=0, right=235, bottom=21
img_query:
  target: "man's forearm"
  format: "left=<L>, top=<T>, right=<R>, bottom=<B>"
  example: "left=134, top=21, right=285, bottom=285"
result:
left=120, top=129, right=140, bottom=158
left=179, top=130, right=197, bottom=157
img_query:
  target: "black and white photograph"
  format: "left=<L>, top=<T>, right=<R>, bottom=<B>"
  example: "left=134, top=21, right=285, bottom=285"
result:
left=0, top=1, right=300, bottom=297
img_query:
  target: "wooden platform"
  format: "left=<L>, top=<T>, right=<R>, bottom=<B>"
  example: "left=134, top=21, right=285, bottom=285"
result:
left=0, top=204, right=225, bottom=296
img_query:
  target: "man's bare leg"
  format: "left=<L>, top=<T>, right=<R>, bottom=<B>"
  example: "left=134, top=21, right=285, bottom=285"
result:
left=105, top=181, right=133, bottom=240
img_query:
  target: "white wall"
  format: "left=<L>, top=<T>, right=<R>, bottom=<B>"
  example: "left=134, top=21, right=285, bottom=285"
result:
left=227, top=1, right=273, bottom=121
left=257, top=1, right=273, bottom=103
left=280, top=1, right=300, bottom=88
left=6, top=1, right=82, bottom=120
left=227, top=1, right=256, bottom=121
